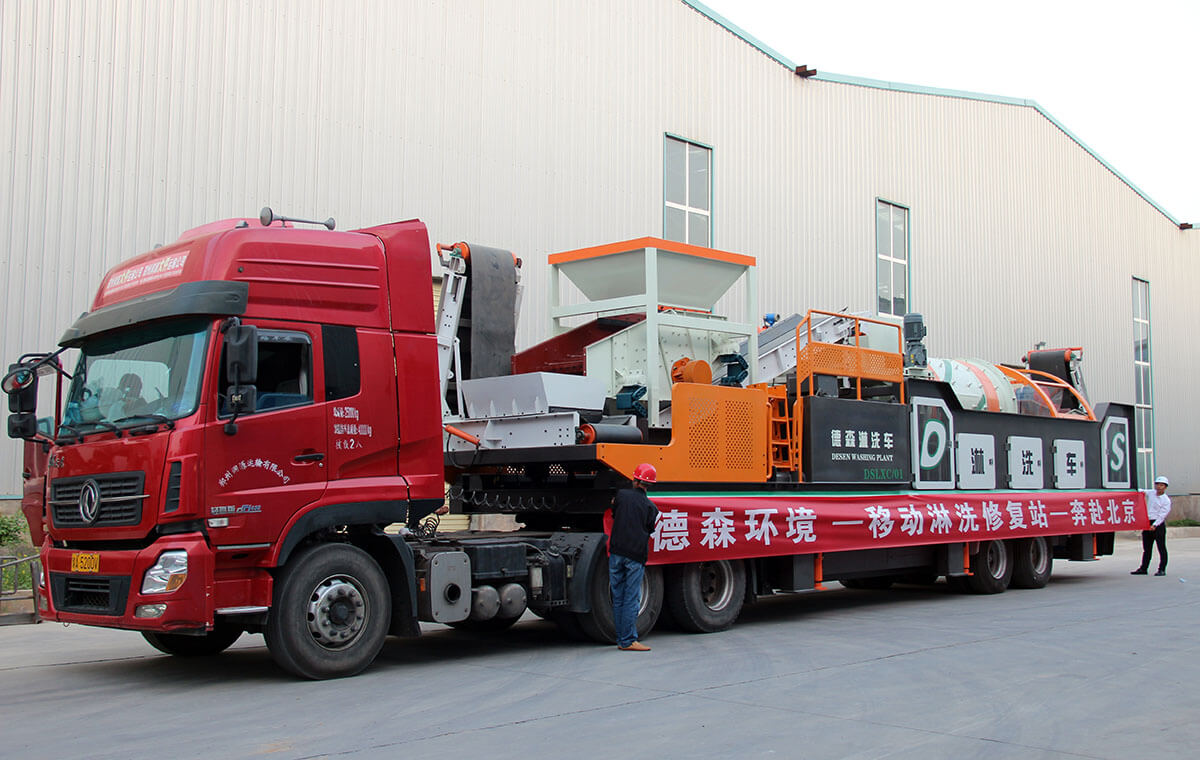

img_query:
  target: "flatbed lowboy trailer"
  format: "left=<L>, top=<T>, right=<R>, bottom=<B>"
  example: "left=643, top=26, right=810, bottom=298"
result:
left=5, top=213, right=1143, bottom=678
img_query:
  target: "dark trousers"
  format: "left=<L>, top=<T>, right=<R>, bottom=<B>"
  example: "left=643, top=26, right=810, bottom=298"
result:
left=1138, top=524, right=1168, bottom=572
left=609, top=554, right=644, bottom=648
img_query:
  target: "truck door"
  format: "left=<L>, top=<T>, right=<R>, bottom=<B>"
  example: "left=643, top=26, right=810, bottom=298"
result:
left=203, top=324, right=328, bottom=547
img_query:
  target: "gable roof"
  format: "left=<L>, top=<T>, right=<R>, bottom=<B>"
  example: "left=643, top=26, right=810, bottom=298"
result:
left=682, top=0, right=1180, bottom=226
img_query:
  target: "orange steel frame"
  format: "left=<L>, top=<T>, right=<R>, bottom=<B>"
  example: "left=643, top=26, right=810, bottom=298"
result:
left=795, top=310, right=906, bottom=404
left=995, top=365, right=1096, bottom=421
left=547, top=236, right=756, bottom=268
left=595, top=383, right=771, bottom=484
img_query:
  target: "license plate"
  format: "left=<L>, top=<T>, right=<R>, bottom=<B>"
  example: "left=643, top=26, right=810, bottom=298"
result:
left=70, top=552, right=100, bottom=573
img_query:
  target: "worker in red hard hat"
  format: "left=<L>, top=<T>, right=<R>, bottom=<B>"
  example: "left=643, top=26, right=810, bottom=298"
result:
left=606, top=463, right=660, bottom=651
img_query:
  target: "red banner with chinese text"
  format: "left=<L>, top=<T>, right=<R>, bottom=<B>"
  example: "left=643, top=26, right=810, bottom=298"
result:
left=645, top=490, right=1147, bottom=565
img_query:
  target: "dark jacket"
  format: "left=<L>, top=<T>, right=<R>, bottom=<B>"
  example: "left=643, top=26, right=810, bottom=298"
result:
left=608, top=487, right=659, bottom=564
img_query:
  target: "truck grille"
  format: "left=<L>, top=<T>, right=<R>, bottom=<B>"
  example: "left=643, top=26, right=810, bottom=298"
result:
left=50, top=472, right=147, bottom=527
left=49, top=574, right=131, bottom=616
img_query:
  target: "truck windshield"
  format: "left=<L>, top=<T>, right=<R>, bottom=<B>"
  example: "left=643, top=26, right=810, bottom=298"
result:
left=63, top=317, right=212, bottom=432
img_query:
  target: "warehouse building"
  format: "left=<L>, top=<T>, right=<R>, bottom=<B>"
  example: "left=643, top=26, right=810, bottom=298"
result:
left=1, top=0, right=1197, bottom=500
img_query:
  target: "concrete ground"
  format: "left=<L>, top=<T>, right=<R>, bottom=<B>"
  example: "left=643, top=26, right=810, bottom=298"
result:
left=1, top=537, right=1197, bottom=760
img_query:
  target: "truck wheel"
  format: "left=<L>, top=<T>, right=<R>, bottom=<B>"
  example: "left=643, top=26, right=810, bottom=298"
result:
left=265, top=543, right=391, bottom=680
left=665, top=559, right=746, bottom=633
left=142, top=624, right=242, bottom=657
left=966, top=539, right=1013, bottom=594
left=1010, top=536, right=1053, bottom=589
left=577, top=562, right=664, bottom=644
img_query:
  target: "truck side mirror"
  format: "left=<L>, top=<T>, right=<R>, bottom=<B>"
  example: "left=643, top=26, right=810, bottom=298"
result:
left=224, top=325, right=259, bottom=386
left=3, top=364, right=38, bottom=414
left=8, top=412, right=37, bottom=440
left=227, top=385, right=257, bottom=416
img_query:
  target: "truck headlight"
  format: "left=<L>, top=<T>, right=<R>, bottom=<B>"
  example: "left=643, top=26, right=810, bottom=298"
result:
left=141, top=550, right=188, bottom=594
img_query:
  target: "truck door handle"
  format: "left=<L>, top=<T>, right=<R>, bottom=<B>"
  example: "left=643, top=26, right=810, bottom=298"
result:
left=293, top=452, right=326, bottom=463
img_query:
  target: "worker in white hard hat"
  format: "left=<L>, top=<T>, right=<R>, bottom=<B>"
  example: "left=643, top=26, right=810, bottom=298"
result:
left=1132, top=475, right=1172, bottom=576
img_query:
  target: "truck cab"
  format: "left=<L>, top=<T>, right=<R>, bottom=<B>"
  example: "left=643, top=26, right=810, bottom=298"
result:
left=8, top=215, right=445, bottom=675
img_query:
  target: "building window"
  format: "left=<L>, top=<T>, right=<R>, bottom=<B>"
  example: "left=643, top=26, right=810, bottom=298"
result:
left=876, top=200, right=908, bottom=316
left=1132, top=277, right=1155, bottom=487
left=664, top=135, right=711, bottom=246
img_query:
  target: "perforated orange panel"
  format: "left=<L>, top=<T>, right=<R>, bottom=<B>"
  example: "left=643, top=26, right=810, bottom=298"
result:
left=687, top=396, right=721, bottom=470
left=597, top=383, right=770, bottom=483
left=798, top=344, right=902, bottom=383
left=724, top=400, right=755, bottom=470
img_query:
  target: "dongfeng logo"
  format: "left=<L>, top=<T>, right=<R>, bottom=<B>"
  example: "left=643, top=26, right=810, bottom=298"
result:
left=78, top=479, right=102, bottom=524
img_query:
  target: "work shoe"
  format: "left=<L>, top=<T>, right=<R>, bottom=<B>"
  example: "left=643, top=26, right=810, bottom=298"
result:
left=1131, top=569, right=1148, bottom=575
left=1155, top=570, right=1167, bottom=576
left=618, top=641, right=651, bottom=651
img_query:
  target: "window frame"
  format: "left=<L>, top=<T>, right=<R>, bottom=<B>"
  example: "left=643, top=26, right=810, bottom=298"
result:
left=217, top=328, right=316, bottom=418
left=1131, top=277, right=1155, bottom=488
left=663, top=133, right=713, bottom=247
left=875, top=198, right=910, bottom=317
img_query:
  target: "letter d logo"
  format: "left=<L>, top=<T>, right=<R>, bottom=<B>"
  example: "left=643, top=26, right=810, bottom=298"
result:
left=920, top=419, right=947, bottom=470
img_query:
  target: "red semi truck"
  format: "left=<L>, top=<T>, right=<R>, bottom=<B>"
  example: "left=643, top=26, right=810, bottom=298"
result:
left=4, top=210, right=1145, bottom=678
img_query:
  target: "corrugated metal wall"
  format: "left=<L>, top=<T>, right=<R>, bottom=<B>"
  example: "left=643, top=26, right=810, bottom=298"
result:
left=2, top=0, right=1197, bottom=496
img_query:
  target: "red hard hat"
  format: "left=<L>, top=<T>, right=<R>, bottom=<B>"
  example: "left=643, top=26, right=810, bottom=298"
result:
left=633, top=463, right=657, bottom=484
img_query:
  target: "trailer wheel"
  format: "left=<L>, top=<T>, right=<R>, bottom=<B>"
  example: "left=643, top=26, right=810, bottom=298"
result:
left=265, top=543, right=391, bottom=679
left=142, top=624, right=243, bottom=657
left=1010, top=536, right=1053, bottom=589
left=665, top=560, right=746, bottom=633
left=966, top=539, right=1013, bottom=594
left=576, top=561, right=664, bottom=644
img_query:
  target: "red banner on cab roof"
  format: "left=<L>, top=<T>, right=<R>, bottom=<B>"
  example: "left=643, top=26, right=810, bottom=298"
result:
left=101, top=250, right=190, bottom=299
left=644, top=490, right=1148, bottom=565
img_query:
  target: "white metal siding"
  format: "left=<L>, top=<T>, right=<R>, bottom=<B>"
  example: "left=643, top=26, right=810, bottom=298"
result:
left=2, top=0, right=1198, bottom=495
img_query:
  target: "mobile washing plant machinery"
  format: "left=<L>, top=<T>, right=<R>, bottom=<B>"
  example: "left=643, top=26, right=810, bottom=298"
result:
left=5, top=210, right=1145, bottom=678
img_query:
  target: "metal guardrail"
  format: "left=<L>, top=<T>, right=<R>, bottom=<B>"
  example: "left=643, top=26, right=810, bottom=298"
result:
left=1, top=554, right=41, bottom=624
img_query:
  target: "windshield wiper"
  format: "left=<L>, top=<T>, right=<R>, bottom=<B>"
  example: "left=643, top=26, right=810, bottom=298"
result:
left=56, top=419, right=127, bottom=443
left=113, top=414, right=177, bottom=434
left=83, top=419, right=123, bottom=437
left=55, top=424, right=84, bottom=445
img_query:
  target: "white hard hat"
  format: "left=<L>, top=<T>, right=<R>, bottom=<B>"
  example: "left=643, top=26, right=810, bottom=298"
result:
left=1154, top=475, right=1169, bottom=486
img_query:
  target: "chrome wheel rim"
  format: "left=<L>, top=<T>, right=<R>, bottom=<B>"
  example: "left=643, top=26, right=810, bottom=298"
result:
left=699, top=561, right=736, bottom=611
left=307, top=574, right=368, bottom=650
left=1030, top=538, right=1049, bottom=574
left=985, top=542, right=1009, bottom=579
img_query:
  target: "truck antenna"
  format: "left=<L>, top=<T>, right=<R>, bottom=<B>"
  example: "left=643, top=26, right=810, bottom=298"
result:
left=259, top=206, right=336, bottom=230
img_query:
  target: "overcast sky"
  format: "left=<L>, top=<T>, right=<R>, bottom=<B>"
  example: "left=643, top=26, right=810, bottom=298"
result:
left=700, top=0, right=1199, bottom=224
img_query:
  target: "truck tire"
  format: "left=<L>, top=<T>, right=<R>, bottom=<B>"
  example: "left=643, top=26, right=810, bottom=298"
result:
left=265, top=543, right=391, bottom=680
left=966, top=539, right=1013, bottom=594
left=142, top=624, right=242, bottom=657
left=577, top=561, right=664, bottom=644
left=665, top=559, right=746, bottom=633
left=1010, top=536, right=1053, bottom=589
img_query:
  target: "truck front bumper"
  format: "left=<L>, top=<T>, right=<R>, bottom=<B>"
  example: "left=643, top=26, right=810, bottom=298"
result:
left=39, top=534, right=215, bottom=632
